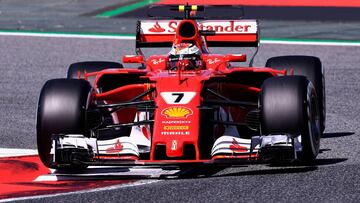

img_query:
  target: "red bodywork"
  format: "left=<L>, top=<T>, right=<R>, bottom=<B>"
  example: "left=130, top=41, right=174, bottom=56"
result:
left=82, top=18, right=287, bottom=163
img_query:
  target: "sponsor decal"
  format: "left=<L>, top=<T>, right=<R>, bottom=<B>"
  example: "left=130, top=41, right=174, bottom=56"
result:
left=106, top=139, right=123, bottom=153
left=171, top=140, right=177, bottom=150
left=199, top=21, right=252, bottom=33
left=175, top=43, right=192, bottom=51
left=229, top=138, right=248, bottom=153
left=160, top=92, right=196, bottom=104
left=206, top=58, right=221, bottom=65
left=162, top=120, right=191, bottom=124
left=142, top=20, right=257, bottom=34
left=151, top=58, right=165, bottom=65
left=148, top=21, right=165, bottom=33
left=161, top=131, right=190, bottom=135
left=161, top=106, right=193, bottom=119
left=164, top=126, right=189, bottom=130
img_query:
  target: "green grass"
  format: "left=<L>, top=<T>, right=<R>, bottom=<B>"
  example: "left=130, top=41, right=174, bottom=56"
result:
left=96, top=0, right=159, bottom=18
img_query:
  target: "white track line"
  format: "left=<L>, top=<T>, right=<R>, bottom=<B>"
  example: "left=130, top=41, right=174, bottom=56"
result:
left=0, top=179, right=161, bottom=203
left=0, top=148, right=37, bottom=157
left=260, top=39, right=360, bottom=46
left=0, top=31, right=360, bottom=46
left=35, top=167, right=179, bottom=181
left=0, top=32, right=134, bottom=40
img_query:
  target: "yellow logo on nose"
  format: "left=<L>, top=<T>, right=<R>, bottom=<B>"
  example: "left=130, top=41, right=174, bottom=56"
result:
left=163, top=126, right=189, bottom=130
left=161, top=107, right=193, bottom=119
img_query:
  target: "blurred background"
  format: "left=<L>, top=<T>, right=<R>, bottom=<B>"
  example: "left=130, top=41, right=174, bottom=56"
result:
left=0, top=0, right=359, bottom=40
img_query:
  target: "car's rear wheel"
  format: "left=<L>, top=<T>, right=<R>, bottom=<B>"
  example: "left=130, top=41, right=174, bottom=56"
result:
left=265, top=55, right=325, bottom=133
left=67, top=61, right=123, bottom=125
left=260, top=76, right=321, bottom=163
left=67, top=61, right=123, bottom=85
left=36, top=79, right=92, bottom=168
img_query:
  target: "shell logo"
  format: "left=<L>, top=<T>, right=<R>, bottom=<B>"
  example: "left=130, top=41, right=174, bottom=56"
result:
left=161, top=107, right=193, bottom=119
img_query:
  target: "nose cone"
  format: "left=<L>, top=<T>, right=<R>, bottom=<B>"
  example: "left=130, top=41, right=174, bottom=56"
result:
left=150, top=75, right=203, bottom=160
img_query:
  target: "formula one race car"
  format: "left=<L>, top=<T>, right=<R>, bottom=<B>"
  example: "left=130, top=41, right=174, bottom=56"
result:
left=36, top=5, right=325, bottom=169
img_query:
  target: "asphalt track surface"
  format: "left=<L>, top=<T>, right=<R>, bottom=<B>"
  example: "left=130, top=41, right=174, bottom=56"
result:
left=0, top=0, right=360, bottom=41
left=0, top=35, right=359, bottom=202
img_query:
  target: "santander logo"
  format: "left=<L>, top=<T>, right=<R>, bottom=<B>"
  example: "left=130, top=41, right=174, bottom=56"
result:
left=106, top=139, right=123, bottom=153
left=148, top=21, right=166, bottom=33
left=144, top=20, right=257, bottom=34
left=229, top=138, right=248, bottom=153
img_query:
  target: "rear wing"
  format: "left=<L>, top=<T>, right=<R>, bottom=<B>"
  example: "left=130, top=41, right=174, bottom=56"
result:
left=136, top=20, right=259, bottom=48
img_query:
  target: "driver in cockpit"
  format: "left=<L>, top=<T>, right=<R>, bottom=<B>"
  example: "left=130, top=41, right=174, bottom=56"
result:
left=168, top=43, right=203, bottom=70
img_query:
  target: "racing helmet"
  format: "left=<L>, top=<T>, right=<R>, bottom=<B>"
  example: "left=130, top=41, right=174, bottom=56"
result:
left=168, top=43, right=202, bottom=70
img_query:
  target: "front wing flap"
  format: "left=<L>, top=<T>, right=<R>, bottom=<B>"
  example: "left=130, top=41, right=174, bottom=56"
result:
left=50, top=133, right=301, bottom=167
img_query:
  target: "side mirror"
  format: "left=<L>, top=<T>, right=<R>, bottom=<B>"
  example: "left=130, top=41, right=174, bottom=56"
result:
left=225, top=54, right=246, bottom=62
left=123, top=55, right=144, bottom=63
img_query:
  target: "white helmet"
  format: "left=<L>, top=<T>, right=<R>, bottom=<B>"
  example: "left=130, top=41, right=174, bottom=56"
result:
left=168, top=43, right=202, bottom=70
left=169, top=43, right=201, bottom=56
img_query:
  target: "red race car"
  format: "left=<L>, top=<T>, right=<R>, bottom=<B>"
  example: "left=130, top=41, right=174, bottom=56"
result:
left=36, top=5, right=325, bottom=169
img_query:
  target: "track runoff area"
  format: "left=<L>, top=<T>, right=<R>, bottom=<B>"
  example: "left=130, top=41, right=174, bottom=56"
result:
left=0, top=31, right=359, bottom=202
left=158, top=0, right=360, bottom=7
left=98, top=0, right=360, bottom=21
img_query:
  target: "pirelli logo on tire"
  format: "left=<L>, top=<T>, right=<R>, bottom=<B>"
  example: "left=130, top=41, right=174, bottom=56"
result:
left=163, top=126, right=189, bottom=130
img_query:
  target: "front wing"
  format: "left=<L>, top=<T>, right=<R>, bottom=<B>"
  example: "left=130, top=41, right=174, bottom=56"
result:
left=50, top=133, right=301, bottom=167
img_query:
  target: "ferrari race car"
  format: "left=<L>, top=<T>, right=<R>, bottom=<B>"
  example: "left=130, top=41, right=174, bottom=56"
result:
left=36, top=5, right=325, bottom=169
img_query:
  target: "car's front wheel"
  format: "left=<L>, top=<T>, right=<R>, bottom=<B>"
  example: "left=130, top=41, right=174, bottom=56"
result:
left=260, top=76, right=321, bottom=163
left=36, top=79, right=92, bottom=168
left=265, top=55, right=325, bottom=133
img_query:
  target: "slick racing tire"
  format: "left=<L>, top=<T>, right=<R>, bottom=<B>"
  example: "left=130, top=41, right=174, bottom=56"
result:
left=36, top=79, right=92, bottom=168
left=68, top=61, right=122, bottom=125
left=67, top=61, right=123, bottom=85
left=265, top=55, right=325, bottom=133
left=260, top=76, right=321, bottom=163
